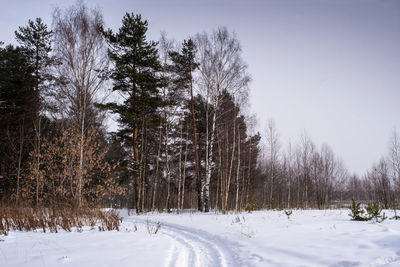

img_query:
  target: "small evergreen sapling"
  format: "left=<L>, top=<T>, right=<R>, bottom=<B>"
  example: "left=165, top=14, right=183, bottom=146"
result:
left=284, top=210, right=292, bottom=219
left=349, top=199, right=368, bottom=221
left=349, top=199, right=387, bottom=222
left=365, top=203, right=386, bottom=222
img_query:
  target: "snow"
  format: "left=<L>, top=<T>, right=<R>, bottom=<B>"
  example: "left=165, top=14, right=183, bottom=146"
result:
left=1, top=209, right=400, bottom=266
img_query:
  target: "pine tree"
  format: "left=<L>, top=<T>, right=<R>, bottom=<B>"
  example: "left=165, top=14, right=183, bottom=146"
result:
left=169, top=39, right=202, bottom=211
left=0, top=44, right=35, bottom=201
left=100, top=13, right=163, bottom=213
left=15, top=18, right=54, bottom=206
left=349, top=198, right=368, bottom=221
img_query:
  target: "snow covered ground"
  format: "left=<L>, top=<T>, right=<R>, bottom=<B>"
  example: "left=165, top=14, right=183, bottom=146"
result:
left=1, top=209, right=399, bottom=267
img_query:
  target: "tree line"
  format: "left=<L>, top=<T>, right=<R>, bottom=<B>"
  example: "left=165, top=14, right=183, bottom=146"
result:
left=0, top=2, right=398, bottom=212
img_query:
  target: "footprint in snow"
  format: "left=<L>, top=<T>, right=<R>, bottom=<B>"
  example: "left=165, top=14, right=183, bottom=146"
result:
left=250, top=253, right=263, bottom=263
left=58, top=256, right=71, bottom=263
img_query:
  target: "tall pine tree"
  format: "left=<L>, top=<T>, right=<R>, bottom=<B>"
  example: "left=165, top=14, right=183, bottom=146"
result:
left=15, top=18, right=54, bottom=206
left=169, top=39, right=202, bottom=211
left=100, top=13, right=162, bottom=213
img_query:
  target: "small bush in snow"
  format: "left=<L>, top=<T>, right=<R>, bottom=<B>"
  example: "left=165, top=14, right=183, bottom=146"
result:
left=365, top=203, right=386, bottom=223
left=284, top=210, right=292, bottom=219
left=349, top=199, right=368, bottom=221
left=245, top=199, right=261, bottom=213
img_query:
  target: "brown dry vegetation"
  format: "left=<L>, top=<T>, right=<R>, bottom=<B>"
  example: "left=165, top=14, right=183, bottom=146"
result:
left=0, top=205, right=121, bottom=236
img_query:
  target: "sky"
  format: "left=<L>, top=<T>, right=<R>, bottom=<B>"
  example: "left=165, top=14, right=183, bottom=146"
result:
left=1, top=0, right=399, bottom=175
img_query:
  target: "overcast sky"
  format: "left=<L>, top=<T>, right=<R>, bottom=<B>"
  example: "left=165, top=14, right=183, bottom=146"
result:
left=1, top=0, right=399, bottom=175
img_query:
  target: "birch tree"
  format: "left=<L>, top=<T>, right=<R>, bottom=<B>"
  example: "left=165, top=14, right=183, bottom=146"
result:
left=390, top=130, right=400, bottom=197
left=195, top=27, right=250, bottom=212
left=265, top=119, right=280, bottom=208
left=53, top=2, right=108, bottom=206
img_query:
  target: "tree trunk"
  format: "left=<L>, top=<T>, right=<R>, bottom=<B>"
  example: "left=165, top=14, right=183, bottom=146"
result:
left=16, top=120, right=25, bottom=206
left=245, top=145, right=252, bottom=207
left=181, top=124, right=189, bottom=211
left=133, top=83, right=141, bottom=214
left=189, top=74, right=202, bottom=211
left=141, top=120, right=148, bottom=212
left=77, top=87, right=87, bottom=207
left=225, top=116, right=236, bottom=213
left=152, top=127, right=162, bottom=212
left=235, top=126, right=241, bottom=212
left=177, top=123, right=183, bottom=212
left=204, top=99, right=218, bottom=212
left=164, top=118, right=171, bottom=211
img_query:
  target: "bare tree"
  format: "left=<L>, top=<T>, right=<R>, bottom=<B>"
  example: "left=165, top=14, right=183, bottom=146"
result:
left=335, top=159, right=348, bottom=207
left=284, top=140, right=294, bottom=208
left=390, top=129, right=400, bottom=198
left=265, top=119, right=280, bottom=208
left=299, top=133, right=315, bottom=209
left=53, top=2, right=108, bottom=206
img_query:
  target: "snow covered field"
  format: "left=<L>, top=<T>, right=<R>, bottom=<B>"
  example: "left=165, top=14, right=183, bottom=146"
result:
left=1, top=209, right=399, bottom=267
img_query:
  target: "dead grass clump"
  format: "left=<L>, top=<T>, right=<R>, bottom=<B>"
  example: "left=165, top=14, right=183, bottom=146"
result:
left=146, top=219, right=161, bottom=235
left=0, top=205, right=122, bottom=235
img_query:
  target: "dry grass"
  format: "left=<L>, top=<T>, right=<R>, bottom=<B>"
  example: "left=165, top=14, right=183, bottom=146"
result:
left=0, top=205, right=121, bottom=235
left=146, top=219, right=161, bottom=235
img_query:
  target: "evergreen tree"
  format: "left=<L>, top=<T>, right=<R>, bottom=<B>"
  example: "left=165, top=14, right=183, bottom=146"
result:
left=0, top=44, right=35, bottom=202
left=15, top=18, right=54, bottom=205
left=15, top=17, right=53, bottom=140
left=169, top=39, right=202, bottom=211
left=100, top=13, right=163, bottom=213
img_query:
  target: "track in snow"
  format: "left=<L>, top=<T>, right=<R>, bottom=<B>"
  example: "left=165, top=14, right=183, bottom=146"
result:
left=128, top=217, right=245, bottom=267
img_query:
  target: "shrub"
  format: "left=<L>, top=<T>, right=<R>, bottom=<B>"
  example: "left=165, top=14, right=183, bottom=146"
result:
left=365, top=203, right=387, bottom=222
left=0, top=205, right=121, bottom=236
left=349, top=199, right=368, bottom=221
left=245, top=199, right=262, bottom=213
left=349, top=199, right=386, bottom=222
left=284, top=210, right=292, bottom=219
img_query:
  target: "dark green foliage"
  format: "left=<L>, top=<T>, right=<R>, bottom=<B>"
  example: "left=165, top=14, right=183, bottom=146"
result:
left=349, top=199, right=387, bottom=222
left=0, top=45, right=34, bottom=122
left=99, top=13, right=163, bottom=147
left=169, top=39, right=198, bottom=103
left=284, top=210, right=293, bottom=219
left=365, top=203, right=380, bottom=220
left=349, top=199, right=368, bottom=221
left=14, top=17, right=54, bottom=106
left=0, top=44, right=35, bottom=199
left=99, top=13, right=163, bottom=212
left=15, top=18, right=53, bottom=60
left=365, top=202, right=387, bottom=222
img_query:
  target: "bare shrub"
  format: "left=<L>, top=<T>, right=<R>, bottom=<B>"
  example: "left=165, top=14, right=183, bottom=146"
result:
left=0, top=205, right=121, bottom=236
left=146, top=219, right=161, bottom=235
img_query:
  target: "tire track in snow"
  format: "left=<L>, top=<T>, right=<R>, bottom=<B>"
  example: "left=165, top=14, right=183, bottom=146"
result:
left=127, top=217, right=244, bottom=267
